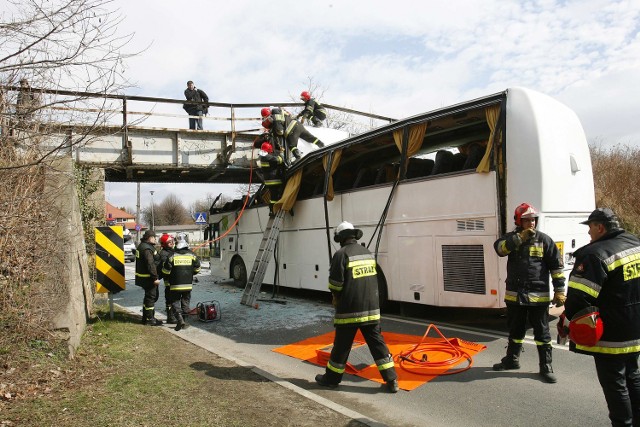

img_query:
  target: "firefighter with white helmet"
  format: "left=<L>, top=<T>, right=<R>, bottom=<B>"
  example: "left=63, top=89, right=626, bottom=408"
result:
left=162, top=234, right=201, bottom=331
left=563, top=208, right=640, bottom=425
left=492, top=203, right=566, bottom=383
left=314, top=221, right=399, bottom=393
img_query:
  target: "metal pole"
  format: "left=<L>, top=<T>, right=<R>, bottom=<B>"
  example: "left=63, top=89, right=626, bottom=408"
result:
left=108, top=292, right=114, bottom=319
left=150, top=190, right=155, bottom=229
left=136, top=182, right=141, bottom=244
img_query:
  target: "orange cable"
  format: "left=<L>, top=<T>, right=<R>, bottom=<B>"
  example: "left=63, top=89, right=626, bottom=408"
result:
left=396, top=323, right=474, bottom=376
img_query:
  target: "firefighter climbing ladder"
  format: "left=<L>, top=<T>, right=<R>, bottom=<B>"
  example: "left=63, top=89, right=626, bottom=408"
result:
left=241, top=209, right=286, bottom=307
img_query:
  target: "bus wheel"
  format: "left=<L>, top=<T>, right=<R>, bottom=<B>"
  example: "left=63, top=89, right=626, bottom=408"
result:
left=377, top=268, right=389, bottom=312
left=231, top=256, right=247, bottom=288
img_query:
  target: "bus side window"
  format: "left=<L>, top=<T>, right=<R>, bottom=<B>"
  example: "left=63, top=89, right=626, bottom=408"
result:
left=462, top=143, right=485, bottom=170
left=375, top=163, right=399, bottom=184
left=431, top=150, right=455, bottom=175
left=406, top=158, right=434, bottom=179
left=352, top=167, right=375, bottom=188
left=452, top=153, right=467, bottom=171
left=334, top=169, right=356, bottom=191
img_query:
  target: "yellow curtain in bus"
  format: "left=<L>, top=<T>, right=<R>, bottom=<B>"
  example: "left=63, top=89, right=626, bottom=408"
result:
left=323, top=149, right=343, bottom=201
left=274, top=169, right=303, bottom=212
left=476, top=105, right=500, bottom=173
left=394, top=123, right=428, bottom=175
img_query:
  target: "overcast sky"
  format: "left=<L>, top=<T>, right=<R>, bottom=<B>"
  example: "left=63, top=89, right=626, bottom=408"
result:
left=104, top=0, right=640, bottom=214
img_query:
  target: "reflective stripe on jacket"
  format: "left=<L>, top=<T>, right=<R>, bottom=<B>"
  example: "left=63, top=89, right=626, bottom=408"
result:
left=329, top=240, right=380, bottom=327
left=565, top=229, right=640, bottom=356
left=494, top=229, right=565, bottom=306
left=135, top=241, right=158, bottom=282
left=162, top=248, right=201, bottom=291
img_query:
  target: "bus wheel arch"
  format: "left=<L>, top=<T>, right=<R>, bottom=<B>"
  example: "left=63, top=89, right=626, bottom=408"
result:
left=230, top=255, right=247, bottom=288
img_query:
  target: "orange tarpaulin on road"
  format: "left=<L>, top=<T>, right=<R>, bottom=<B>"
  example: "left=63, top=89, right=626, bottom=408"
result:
left=273, top=330, right=486, bottom=391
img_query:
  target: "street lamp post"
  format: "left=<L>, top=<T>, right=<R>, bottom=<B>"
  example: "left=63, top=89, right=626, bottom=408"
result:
left=150, top=190, right=155, bottom=230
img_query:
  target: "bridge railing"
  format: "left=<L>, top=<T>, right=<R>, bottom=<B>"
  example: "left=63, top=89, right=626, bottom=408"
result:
left=0, top=86, right=395, bottom=137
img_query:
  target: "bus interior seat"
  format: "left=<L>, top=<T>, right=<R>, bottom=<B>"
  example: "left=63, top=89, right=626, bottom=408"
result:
left=452, top=153, right=467, bottom=171
left=462, top=143, right=485, bottom=170
left=431, top=150, right=455, bottom=175
left=374, top=163, right=399, bottom=184
left=352, top=167, right=375, bottom=188
left=406, top=158, right=434, bottom=178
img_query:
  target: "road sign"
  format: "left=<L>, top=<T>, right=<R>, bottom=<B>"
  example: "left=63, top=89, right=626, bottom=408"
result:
left=94, top=226, right=125, bottom=294
left=135, top=224, right=141, bottom=231
left=194, top=212, right=208, bottom=224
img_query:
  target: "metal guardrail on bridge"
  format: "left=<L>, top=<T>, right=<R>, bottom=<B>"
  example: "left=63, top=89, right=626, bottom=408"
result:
left=0, top=86, right=395, bottom=183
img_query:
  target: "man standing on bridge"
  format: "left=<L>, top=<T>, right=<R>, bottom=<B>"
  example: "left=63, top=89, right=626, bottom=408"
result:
left=183, top=80, right=209, bottom=130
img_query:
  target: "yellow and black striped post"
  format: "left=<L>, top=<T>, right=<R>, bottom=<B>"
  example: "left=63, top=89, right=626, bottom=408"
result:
left=95, top=226, right=126, bottom=294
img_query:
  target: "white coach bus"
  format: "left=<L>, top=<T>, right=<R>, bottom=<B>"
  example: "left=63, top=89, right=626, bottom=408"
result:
left=208, top=87, right=595, bottom=309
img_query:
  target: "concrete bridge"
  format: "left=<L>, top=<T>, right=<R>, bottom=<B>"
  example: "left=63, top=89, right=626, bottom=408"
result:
left=2, top=86, right=394, bottom=184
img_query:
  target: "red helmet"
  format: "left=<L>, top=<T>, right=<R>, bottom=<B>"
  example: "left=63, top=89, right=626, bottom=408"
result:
left=159, top=233, right=174, bottom=248
left=300, top=91, right=311, bottom=101
left=261, top=142, right=273, bottom=154
left=260, top=107, right=271, bottom=118
left=569, top=306, right=604, bottom=347
left=514, top=202, right=539, bottom=227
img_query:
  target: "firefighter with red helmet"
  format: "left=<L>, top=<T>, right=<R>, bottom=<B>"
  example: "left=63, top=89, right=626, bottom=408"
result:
left=157, top=233, right=176, bottom=324
left=162, top=234, right=201, bottom=331
left=257, top=141, right=284, bottom=215
left=492, top=202, right=566, bottom=383
left=270, top=106, right=324, bottom=161
left=563, top=208, right=640, bottom=426
left=296, top=91, right=327, bottom=127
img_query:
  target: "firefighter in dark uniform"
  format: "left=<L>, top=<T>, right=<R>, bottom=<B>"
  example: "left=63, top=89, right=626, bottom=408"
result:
left=315, top=221, right=399, bottom=393
left=564, top=208, right=640, bottom=426
left=492, top=203, right=566, bottom=383
left=256, top=141, right=284, bottom=216
left=162, top=234, right=201, bottom=331
left=271, top=107, right=324, bottom=161
left=158, top=233, right=176, bottom=324
left=297, top=91, right=327, bottom=127
left=135, top=230, right=163, bottom=326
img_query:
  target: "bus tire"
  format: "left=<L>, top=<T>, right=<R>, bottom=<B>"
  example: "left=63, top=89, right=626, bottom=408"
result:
left=231, top=256, right=247, bottom=288
left=377, top=268, right=389, bottom=312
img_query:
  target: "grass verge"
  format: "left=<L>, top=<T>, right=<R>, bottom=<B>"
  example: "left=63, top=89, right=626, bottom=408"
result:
left=1, top=306, right=362, bottom=427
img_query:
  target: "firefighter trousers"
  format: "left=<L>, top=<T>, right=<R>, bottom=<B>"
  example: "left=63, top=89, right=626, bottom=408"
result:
left=324, top=323, right=397, bottom=384
left=594, top=353, right=640, bottom=427
left=141, top=282, right=159, bottom=319
left=506, top=304, right=551, bottom=345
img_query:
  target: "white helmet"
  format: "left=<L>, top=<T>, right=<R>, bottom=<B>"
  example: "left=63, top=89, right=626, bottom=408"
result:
left=334, top=221, right=363, bottom=242
left=336, top=221, right=354, bottom=234
left=175, top=233, right=189, bottom=250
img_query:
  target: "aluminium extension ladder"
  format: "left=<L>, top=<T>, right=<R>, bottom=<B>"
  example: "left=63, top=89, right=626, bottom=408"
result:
left=240, top=209, right=286, bottom=307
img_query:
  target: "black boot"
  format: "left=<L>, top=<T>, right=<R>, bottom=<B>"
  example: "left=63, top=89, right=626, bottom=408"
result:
left=315, top=374, right=338, bottom=389
left=538, top=345, right=557, bottom=383
left=493, top=341, right=522, bottom=371
left=315, top=141, right=324, bottom=148
left=145, top=309, right=163, bottom=326
left=174, top=310, right=188, bottom=331
left=166, top=306, right=177, bottom=324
